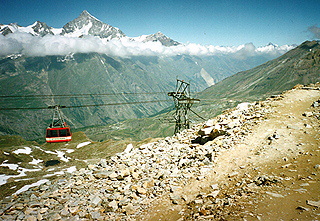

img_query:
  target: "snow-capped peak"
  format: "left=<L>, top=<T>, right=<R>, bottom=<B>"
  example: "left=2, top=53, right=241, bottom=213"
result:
left=61, top=11, right=126, bottom=39
left=79, top=10, right=101, bottom=22
left=256, top=43, right=296, bottom=54
left=0, top=21, right=54, bottom=36
left=132, top=31, right=180, bottom=46
left=266, top=42, right=277, bottom=47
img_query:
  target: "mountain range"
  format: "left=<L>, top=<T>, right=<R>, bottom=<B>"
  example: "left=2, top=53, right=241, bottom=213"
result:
left=1, top=10, right=294, bottom=51
left=0, top=11, right=309, bottom=141
left=0, top=10, right=179, bottom=46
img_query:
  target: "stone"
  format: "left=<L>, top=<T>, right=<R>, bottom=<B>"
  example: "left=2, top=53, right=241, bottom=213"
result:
left=194, top=199, right=204, bottom=204
left=124, top=144, right=134, bottom=154
left=24, top=208, right=33, bottom=215
left=78, top=210, right=87, bottom=218
left=209, top=129, right=226, bottom=140
left=93, top=170, right=114, bottom=179
left=69, top=206, right=79, bottom=214
left=268, top=132, right=280, bottom=140
left=98, top=159, right=108, bottom=168
left=170, top=194, right=182, bottom=204
left=211, top=184, right=219, bottom=190
left=123, top=203, right=136, bottom=215
left=14, top=203, right=24, bottom=210
left=306, top=200, right=320, bottom=207
left=87, top=164, right=95, bottom=170
left=266, top=192, right=284, bottom=198
left=60, top=208, right=69, bottom=216
left=108, top=200, right=118, bottom=211
left=37, top=213, right=43, bottom=220
left=198, top=126, right=214, bottom=136
left=90, top=195, right=102, bottom=206
left=204, top=119, right=215, bottom=127
left=50, top=213, right=62, bottom=221
left=129, top=171, right=139, bottom=180
left=304, top=124, right=312, bottom=128
left=108, top=172, right=118, bottom=179
left=228, top=172, right=239, bottom=178
left=25, top=215, right=37, bottom=221
left=142, top=179, right=155, bottom=189
left=119, top=168, right=130, bottom=177
left=90, top=211, right=102, bottom=220
left=136, top=187, right=147, bottom=195
left=39, top=208, right=48, bottom=214
left=303, top=112, right=313, bottom=117
left=208, top=190, right=220, bottom=198
left=312, top=101, right=319, bottom=107
left=296, top=206, right=310, bottom=211
left=178, top=158, right=190, bottom=167
left=294, top=188, right=307, bottom=193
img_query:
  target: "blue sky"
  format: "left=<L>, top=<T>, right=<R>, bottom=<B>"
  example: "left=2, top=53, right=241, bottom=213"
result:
left=1, top=0, right=319, bottom=47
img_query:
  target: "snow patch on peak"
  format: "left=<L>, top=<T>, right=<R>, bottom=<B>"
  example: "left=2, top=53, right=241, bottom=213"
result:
left=51, top=28, right=63, bottom=35
left=64, top=21, right=93, bottom=37
left=18, top=25, right=36, bottom=35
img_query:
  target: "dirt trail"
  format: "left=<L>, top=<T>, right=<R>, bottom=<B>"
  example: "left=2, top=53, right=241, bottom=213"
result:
left=140, top=87, right=320, bottom=220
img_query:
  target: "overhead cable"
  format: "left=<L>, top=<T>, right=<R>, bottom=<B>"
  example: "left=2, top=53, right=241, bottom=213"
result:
left=0, top=99, right=172, bottom=110
left=0, top=91, right=167, bottom=98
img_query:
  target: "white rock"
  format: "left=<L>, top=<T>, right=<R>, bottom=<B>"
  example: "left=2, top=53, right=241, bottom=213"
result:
left=306, top=200, right=320, bottom=207
left=124, top=144, right=134, bottom=153
left=211, top=184, right=219, bottom=190
left=108, top=200, right=118, bottom=211
left=266, top=191, right=284, bottom=198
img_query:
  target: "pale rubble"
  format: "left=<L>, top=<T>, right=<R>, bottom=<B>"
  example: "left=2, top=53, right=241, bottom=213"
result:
left=0, top=85, right=319, bottom=220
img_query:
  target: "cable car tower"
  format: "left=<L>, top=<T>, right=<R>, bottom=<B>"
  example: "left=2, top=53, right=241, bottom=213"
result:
left=45, top=105, right=72, bottom=143
left=168, top=79, right=201, bottom=134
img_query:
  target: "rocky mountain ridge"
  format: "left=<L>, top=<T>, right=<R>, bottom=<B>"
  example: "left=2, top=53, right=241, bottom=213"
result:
left=0, top=83, right=319, bottom=220
left=61, top=10, right=126, bottom=40
left=197, top=40, right=320, bottom=106
left=1, top=10, right=297, bottom=50
left=136, top=31, right=181, bottom=46
left=0, top=10, right=178, bottom=46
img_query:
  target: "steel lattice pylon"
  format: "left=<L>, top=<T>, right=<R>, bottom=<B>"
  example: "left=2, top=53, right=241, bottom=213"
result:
left=168, top=79, right=200, bottom=134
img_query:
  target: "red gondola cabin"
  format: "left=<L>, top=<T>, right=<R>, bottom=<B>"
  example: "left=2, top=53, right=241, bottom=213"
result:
left=46, top=126, right=72, bottom=143
left=46, top=105, right=72, bottom=143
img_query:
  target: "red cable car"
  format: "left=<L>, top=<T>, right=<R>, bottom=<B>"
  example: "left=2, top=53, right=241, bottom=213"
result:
left=46, top=105, right=72, bottom=143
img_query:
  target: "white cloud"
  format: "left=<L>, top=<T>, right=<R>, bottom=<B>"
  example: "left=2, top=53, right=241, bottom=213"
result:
left=0, top=32, right=294, bottom=58
left=0, top=34, right=23, bottom=55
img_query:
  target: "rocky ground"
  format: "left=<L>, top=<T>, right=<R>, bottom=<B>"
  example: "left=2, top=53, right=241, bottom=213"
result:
left=0, top=83, right=319, bottom=220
